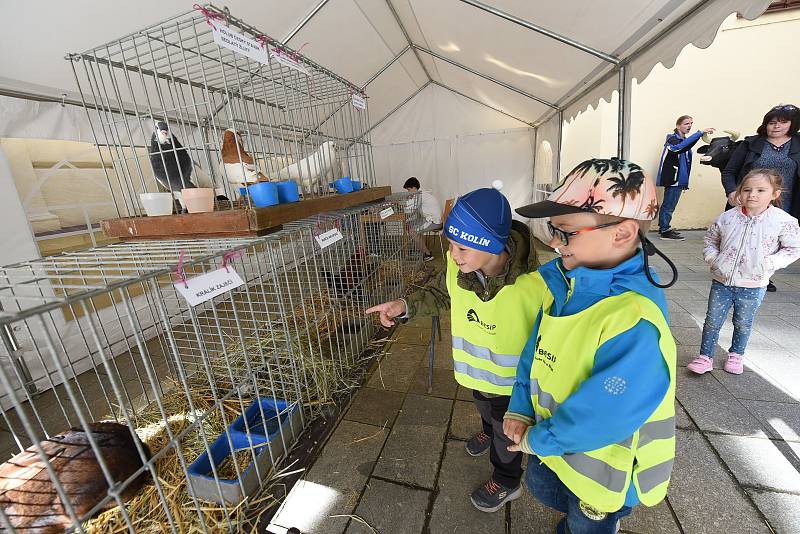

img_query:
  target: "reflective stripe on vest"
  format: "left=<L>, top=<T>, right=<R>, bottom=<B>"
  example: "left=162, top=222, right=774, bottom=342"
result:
left=446, top=254, right=544, bottom=395
left=563, top=453, right=628, bottom=493
left=452, top=336, right=519, bottom=367
left=453, top=361, right=516, bottom=388
left=531, top=291, right=677, bottom=512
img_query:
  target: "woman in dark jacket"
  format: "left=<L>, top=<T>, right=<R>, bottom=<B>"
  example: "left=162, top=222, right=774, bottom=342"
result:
left=656, top=115, right=715, bottom=240
left=721, top=103, right=800, bottom=291
left=722, top=104, right=800, bottom=219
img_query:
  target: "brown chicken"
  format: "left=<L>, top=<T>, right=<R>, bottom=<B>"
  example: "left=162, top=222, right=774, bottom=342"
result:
left=0, top=422, right=150, bottom=533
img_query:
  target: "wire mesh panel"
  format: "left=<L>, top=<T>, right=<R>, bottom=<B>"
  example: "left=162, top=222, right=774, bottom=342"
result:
left=68, top=3, right=375, bottom=219
left=0, top=197, right=418, bottom=533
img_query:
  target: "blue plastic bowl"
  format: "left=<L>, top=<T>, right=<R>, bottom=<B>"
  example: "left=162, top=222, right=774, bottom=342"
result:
left=239, top=187, right=248, bottom=198
left=351, top=180, right=362, bottom=191
left=247, top=182, right=279, bottom=207
left=276, top=180, right=300, bottom=203
left=334, top=177, right=353, bottom=194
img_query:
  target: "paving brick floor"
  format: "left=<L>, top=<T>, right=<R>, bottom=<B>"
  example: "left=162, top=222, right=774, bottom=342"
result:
left=270, top=232, right=800, bottom=534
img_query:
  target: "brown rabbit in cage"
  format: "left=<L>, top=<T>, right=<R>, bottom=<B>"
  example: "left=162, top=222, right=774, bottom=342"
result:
left=0, top=421, right=150, bottom=533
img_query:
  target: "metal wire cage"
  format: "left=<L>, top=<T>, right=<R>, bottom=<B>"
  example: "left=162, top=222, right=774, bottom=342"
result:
left=67, top=3, right=376, bottom=219
left=0, top=196, right=419, bottom=533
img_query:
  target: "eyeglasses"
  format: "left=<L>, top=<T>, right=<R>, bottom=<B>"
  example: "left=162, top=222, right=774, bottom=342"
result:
left=547, top=220, right=623, bottom=246
left=771, top=104, right=799, bottom=112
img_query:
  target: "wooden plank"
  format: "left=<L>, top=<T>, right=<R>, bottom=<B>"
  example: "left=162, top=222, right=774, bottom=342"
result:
left=102, top=209, right=251, bottom=239
left=101, top=186, right=393, bottom=240
left=249, top=186, right=392, bottom=229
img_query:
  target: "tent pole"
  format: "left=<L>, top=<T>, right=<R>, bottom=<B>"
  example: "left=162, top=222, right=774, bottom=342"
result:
left=431, top=81, right=533, bottom=126
left=414, top=46, right=559, bottom=110
left=556, top=110, right=563, bottom=182
left=385, top=0, right=433, bottom=82
left=531, top=127, right=538, bottom=204
left=458, top=0, right=619, bottom=65
left=283, top=0, right=330, bottom=44
left=617, top=65, right=625, bottom=159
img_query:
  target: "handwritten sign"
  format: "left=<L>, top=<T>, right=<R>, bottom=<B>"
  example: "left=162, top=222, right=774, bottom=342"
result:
left=211, top=25, right=269, bottom=65
left=379, top=207, right=394, bottom=220
left=352, top=93, right=366, bottom=110
left=314, top=228, right=343, bottom=249
left=175, top=267, right=244, bottom=307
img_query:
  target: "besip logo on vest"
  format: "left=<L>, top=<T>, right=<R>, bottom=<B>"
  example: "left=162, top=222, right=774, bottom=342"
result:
left=466, top=308, right=497, bottom=334
left=534, top=335, right=557, bottom=371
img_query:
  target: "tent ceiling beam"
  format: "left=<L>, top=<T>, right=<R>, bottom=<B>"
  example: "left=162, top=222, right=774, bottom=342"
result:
left=283, top=0, right=331, bottom=44
left=458, top=0, right=620, bottom=65
left=385, top=0, right=433, bottom=82
left=414, top=45, right=559, bottom=110
left=358, top=80, right=432, bottom=142
left=431, top=81, right=533, bottom=127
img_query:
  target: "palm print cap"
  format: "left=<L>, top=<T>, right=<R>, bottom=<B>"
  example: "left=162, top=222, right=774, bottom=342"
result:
left=516, top=158, right=659, bottom=221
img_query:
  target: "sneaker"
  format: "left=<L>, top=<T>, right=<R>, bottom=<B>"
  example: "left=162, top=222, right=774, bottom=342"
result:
left=767, top=281, right=777, bottom=292
left=724, top=353, right=744, bottom=375
left=470, top=478, right=521, bottom=512
left=465, top=431, right=491, bottom=456
left=423, top=253, right=434, bottom=262
left=659, top=229, right=685, bottom=241
left=687, top=355, right=713, bottom=374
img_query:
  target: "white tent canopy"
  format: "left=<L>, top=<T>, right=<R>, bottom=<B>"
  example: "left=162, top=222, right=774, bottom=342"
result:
left=0, top=0, right=773, bottom=250
left=0, top=0, right=771, bottom=140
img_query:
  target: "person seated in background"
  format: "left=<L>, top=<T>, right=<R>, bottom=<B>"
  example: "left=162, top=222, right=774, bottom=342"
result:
left=404, top=177, right=442, bottom=261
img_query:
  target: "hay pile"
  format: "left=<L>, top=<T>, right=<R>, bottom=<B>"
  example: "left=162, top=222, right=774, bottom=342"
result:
left=84, top=384, right=278, bottom=533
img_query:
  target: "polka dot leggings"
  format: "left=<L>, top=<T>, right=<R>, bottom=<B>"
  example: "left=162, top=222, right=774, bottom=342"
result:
left=700, top=280, right=767, bottom=357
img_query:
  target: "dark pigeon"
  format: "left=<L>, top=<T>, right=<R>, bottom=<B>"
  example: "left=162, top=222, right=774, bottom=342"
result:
left=149, top=121, right=195, bottom=192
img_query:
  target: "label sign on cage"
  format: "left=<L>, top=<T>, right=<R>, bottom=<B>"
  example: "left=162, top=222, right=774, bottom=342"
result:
left=314, top=228, right=344, bottom=249
left=379, top=207, right=394, bottom=219
left=175, top=268, right=245, bottom=307
left=271, top=49, right=310, bottom=75
left=211, top=25, right=269, bottom=65
left=352, top=93, right=367, bottom=110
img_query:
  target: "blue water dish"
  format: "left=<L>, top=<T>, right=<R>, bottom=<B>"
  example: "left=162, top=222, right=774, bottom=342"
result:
left=247, top=182, right=279, bottom=207
left=334, top=176, right=353, bottom=194
left=276, top=180, right=300, bottom=203
left=351, top=180, right=362, bottom=191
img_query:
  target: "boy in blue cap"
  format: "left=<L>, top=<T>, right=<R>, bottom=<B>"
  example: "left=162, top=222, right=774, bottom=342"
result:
left=367, top=183, right=543, bottom=512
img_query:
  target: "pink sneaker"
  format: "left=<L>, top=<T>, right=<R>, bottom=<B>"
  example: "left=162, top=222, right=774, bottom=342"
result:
left=687, top=355, right=713, bottom=374
left=724, top=353, right=744, bottom=375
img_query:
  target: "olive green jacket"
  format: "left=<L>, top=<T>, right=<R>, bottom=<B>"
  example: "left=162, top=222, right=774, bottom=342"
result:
left=405, top=220, right=539, bottom=319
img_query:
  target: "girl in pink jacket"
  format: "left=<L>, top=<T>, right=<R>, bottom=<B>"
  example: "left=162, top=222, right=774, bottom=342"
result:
left=689, top=168, right=800, bottom=375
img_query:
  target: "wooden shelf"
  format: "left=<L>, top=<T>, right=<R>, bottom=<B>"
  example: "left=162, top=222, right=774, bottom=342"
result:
left=102, top=186, right=393, bottom=240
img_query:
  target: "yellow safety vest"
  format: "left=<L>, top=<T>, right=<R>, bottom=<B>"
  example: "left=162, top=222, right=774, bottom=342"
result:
left=531, top=291, right=676, bottom=512
left=447, top=254, right=545, bottom=396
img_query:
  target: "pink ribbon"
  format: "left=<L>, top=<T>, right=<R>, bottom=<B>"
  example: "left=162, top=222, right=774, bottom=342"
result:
left=193, top=4, right=225, bottom=29
left=222, top=249, right=245, bottom=272
left=174, top=250, right=188, bottom=287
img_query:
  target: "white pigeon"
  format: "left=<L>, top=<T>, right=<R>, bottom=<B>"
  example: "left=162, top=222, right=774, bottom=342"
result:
left=276, top=141, right=338, bottom=192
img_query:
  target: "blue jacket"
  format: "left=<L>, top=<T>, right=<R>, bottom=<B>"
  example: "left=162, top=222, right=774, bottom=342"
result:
left=656, top=130, right=703, bottom=189
left=507, top=252, right=671, bottom=507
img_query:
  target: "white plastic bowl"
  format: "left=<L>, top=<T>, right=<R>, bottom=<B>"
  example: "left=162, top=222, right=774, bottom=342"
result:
left=139, top=192, right=174, bottom=216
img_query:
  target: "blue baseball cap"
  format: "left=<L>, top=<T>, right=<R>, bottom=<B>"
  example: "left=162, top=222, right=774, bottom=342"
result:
left=444, top=186, right=511, bottom=254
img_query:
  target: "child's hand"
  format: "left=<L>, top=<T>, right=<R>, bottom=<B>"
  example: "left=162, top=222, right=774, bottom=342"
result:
left=365, top=300, right=407, bottom=327
left=502, top=419, right=528, bottom=445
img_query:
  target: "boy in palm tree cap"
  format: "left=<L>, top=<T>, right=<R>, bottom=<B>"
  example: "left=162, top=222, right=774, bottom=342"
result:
left=506, top=158, right=677, bottom=534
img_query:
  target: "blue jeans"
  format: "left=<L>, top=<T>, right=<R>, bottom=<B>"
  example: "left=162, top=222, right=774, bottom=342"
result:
left=525, top=456, right=632, bottom=534
left=658, top=186, right=683, bottom=233
left=700, top=280, right=767, bottom=357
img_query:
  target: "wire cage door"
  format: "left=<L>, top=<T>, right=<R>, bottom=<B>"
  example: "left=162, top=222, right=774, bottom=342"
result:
left=68, top=3, right=376, bottom=220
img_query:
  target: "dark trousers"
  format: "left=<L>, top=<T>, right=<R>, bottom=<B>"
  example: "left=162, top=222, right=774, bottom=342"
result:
left=658, top=186, right=683, bottom=233
left=473, top=390, right=523, bottom=488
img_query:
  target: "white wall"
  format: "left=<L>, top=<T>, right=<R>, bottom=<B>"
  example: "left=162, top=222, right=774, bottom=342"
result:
left=371, top=84, right=535, bottom=219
